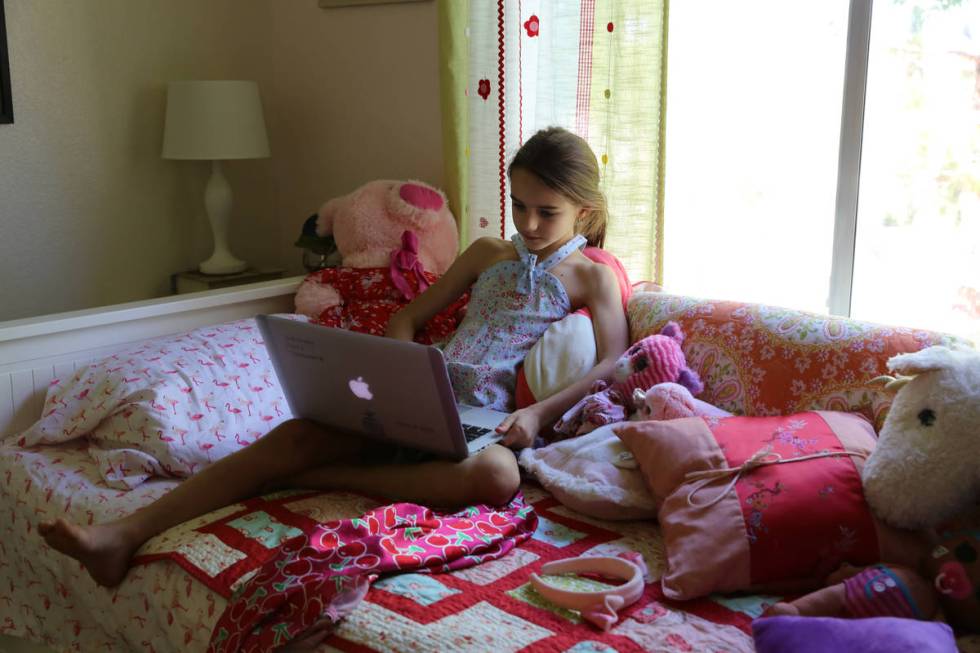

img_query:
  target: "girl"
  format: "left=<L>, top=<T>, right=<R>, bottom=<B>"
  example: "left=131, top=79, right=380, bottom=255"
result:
left=39, top=127, right=629, bottom=588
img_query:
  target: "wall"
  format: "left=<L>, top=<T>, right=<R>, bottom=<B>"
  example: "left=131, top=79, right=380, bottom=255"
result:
left=264, top=1, right=444, bottom=275
left=0, top=0, right=443, bottom=323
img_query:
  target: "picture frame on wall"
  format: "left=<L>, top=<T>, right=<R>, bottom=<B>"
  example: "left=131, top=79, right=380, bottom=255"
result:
left=0, top=1, right=12, bottom=124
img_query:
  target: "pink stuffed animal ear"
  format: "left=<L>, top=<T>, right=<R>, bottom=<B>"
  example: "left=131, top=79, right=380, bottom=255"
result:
left=676, top=368, right=704, bottom=396
left=386, top=181, right=448, bottom=229
left=659, top=321, right=685, bottom=344
left=316, top=196, right=342, bottom=237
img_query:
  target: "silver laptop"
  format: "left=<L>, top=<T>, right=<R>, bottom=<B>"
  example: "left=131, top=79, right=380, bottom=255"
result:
left=256, top=315, right=507, bottom=461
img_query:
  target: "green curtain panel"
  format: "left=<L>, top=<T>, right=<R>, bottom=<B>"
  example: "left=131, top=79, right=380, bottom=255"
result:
left=438, top=0, right=669, bottom=284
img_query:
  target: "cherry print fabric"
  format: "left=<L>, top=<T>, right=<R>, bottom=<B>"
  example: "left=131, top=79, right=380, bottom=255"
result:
left=207, top=494, right=537, bottom=652
left=305, top=267, right=469, bottom=345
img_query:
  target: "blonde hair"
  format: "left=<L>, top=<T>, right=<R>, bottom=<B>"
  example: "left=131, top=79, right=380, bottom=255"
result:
left=508, top=127, right=608, bottom=248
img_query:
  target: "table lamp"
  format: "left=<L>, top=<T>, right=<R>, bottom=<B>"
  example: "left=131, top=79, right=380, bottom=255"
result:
left=162, top=80, right=270, bottom=275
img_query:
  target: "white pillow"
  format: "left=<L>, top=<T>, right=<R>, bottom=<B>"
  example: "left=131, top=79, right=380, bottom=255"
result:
left=523, top=312, right=597, bottom=401
left=20, top=316, right=301, bottom=488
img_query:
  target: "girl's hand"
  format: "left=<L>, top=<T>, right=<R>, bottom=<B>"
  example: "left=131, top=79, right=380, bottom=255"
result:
left=495, top=406, right=544, bottom=449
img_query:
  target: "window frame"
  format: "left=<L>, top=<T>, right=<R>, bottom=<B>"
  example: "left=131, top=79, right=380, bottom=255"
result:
left=828, top=0, right=873, bottom=316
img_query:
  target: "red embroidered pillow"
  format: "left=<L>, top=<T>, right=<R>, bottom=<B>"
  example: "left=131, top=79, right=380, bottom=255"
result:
left=615, top=412, right=925, bottom=600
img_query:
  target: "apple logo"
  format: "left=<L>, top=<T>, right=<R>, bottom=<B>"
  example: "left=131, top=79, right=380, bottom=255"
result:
left=348, top=376, right=373, bottom=400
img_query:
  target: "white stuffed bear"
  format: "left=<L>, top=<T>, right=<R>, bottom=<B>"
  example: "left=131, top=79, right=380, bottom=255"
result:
left=862, top=345, right=980, bottom=530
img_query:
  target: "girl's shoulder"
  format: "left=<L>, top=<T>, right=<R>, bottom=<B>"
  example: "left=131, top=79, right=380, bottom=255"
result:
left=466, top=236, right=519, bottom=273
left=564, top=249, right=616, bottom=282
left=469, top=235, right=517, bottom=256
left=554, top=250, right=619, bottom=309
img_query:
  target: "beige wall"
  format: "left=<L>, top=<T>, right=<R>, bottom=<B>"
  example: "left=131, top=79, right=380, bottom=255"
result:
left=264, top=1, right=444, bottom=278
left=0, top=0, right=443, bottom=322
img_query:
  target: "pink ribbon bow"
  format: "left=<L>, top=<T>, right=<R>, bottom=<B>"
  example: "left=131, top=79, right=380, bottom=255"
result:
left=389, top=230, right=431, bottom=300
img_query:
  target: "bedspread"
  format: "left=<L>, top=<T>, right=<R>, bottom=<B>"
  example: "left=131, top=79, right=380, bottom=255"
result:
left=9, top=441, right=978, bottom=652
left=1, top=441, right=758, bottom=652
left=0, top=442, right=216, bottom=651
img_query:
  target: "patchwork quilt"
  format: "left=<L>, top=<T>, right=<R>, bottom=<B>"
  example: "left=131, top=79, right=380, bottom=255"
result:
left=4, top=443, right=980, bottom=652
left=135, top=486, right=758, bottom=652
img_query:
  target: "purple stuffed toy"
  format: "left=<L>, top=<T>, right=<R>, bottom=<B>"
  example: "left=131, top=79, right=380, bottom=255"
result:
left=553, top=321, right=703, bottom=437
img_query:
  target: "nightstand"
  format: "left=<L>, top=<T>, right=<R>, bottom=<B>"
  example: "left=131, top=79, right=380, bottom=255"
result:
left=171, top=267, right=285, bottom=294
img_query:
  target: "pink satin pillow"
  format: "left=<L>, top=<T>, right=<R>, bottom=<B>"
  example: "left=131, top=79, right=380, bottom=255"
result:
left=615, top=413, right=926, bottom=600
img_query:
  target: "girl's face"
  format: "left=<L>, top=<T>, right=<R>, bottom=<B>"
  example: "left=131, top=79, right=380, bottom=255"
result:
left=510, top=167, right=586, bottom=255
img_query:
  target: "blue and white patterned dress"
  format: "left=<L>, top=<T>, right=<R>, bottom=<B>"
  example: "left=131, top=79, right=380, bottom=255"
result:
left=442, top=233, right=587, bottom=411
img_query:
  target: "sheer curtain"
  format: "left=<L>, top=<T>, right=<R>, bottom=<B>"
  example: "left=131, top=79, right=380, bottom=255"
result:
left=439, top=0, right=669, bottom=284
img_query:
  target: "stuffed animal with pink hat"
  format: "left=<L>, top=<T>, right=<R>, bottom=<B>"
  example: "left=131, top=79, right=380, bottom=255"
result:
left=553, top=322, right=704, bottom=437
left=294, top=180, right=467, bottom=344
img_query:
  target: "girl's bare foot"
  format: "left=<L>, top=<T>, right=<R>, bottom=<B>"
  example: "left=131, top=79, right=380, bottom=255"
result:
left=38, top=519, right=140, bottom=588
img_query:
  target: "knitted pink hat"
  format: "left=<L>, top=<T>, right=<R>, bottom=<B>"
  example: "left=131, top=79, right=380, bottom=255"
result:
left=614, top=322, right=703, bottom=398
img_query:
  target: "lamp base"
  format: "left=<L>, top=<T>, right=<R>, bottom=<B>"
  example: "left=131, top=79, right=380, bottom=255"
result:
left=199, top=160, right=247, bottom=275
left=199, top=253, right=247, bottom=275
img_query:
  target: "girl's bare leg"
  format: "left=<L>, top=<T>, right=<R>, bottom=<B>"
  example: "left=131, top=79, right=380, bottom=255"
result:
left=39, top=418, right=366, bottom=587
left=39, top=420, right=521, bottom=587
left=291, top=443, right=521, bottom=510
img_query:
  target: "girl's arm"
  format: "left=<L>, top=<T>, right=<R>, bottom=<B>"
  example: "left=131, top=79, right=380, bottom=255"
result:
left=385, top=237, right=501, bottom=342
left=497, top=263, right=629, bottom=447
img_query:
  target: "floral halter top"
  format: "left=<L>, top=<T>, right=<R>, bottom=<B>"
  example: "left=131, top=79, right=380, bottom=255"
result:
left=442, top=233, right=587, bottom=411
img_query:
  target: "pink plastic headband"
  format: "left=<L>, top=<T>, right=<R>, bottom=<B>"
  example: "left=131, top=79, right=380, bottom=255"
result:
left=529, top=555, right=647, bottom=631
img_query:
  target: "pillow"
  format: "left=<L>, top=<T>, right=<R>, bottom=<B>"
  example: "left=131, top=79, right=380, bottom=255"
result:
left=517, top=422, right=658, bottom=520
left=626, top=292, right=972, bottom=430
left=752, top=616, right=957, bottom=653
left=615, top=412, right=926, bottom=600
left=515, top=247, right=632, bottom=408
left=20, top=316, right=299, bottom=488
left=520, top=312, right=597, bottom=405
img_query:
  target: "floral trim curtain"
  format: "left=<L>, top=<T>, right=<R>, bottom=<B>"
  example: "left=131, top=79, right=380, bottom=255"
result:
left=439, top=0, right=669, bottom=284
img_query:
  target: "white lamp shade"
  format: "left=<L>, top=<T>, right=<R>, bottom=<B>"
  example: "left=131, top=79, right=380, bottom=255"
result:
left=162, top=80, right=270, bottom=160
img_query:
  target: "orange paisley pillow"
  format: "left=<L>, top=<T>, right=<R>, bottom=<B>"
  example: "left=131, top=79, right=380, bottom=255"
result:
left=626, top=293, right=970, bottom=431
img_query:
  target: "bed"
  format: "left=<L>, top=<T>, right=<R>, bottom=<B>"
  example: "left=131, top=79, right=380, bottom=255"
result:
left=1, top=278, right=977, bottom=652
left=0, top=278, right=758, bottom=652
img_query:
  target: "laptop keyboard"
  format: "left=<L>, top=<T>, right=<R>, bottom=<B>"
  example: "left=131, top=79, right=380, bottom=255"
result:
left=462, top=424, right=493, bottom=442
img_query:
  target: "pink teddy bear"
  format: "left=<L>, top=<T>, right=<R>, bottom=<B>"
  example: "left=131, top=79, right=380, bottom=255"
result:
left=553, top=322, right=704, bottom=437
left=294, top=180, right=466, bottom=343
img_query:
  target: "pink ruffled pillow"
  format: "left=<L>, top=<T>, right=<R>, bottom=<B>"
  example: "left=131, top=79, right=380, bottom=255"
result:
left=615, top=412, right=925, bottom=599
left=518, top=424, right=658, bottom=520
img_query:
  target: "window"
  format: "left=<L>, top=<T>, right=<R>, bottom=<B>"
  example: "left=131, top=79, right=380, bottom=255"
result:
left=851, top=0, right=979, bottom=341
left=664, top=0, right=978, bottom=345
